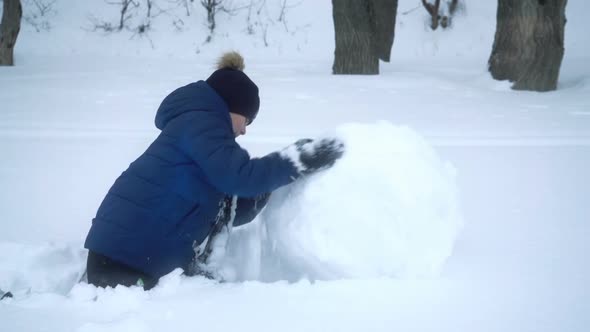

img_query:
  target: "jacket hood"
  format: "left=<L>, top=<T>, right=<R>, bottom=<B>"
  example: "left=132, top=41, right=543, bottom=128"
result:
left=155, top=81, right=230, bottom=130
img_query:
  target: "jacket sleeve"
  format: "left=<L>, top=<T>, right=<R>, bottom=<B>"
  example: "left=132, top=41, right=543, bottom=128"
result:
left=176, top=111, right=298, bottom=198
left=233, top=193, right=271, bottom=227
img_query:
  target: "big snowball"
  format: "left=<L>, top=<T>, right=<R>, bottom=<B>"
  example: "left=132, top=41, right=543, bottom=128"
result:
left=257, top=122, right=463, bottom=280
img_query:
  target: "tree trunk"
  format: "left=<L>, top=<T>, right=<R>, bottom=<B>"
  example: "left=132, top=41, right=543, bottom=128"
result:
left=0, top=0, right=22, bottom=66
left=371, top=0, right=398, bottom=62
left=488, top=0, right=567, bottom=92
left=332, top=0, right=398, bottom=75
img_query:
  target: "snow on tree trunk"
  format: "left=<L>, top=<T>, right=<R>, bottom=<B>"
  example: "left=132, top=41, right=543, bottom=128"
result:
left=332, top=0, right=398, bottom=75
left=488, top=0, right=567, bottom=92
left=0, top=0, right=22, bottom=66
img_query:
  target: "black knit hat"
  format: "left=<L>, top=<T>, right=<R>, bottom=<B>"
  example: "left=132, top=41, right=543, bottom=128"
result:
left=206, top=52, right=260, bottom=125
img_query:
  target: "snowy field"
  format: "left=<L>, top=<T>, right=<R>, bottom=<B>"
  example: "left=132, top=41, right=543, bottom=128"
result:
left=1, top=1, right=590, bottom=331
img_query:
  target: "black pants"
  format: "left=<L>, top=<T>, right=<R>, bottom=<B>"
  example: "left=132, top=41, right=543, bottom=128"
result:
left=86, top=251, right=158, bottom=290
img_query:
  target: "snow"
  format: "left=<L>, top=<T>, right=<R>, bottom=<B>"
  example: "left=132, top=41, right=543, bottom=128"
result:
left=222, top=123, right=463, bottom=281
left=0, top=242, right=86, bottom=296
left=1, top=0, right=590, bottom=331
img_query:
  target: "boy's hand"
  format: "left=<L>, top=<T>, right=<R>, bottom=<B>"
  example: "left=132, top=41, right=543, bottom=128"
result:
left=284, top=137, right=345, bottom=175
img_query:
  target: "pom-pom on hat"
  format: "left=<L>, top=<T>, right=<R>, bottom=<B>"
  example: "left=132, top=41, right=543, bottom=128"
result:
left=206, top=52, right=260, bottom=125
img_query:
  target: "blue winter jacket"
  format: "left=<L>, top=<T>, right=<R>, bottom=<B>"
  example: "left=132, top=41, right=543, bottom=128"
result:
left=84, top=81, right=298, bottom=278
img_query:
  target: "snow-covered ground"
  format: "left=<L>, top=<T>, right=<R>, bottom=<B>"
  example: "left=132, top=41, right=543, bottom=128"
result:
left=1, top=1, right=589, bottom=331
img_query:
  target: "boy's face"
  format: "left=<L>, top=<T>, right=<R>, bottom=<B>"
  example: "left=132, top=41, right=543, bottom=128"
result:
left=229, top=112, right=248, bottom=137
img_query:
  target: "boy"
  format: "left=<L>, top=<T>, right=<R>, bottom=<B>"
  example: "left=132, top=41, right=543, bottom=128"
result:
left=84, top=52, right=343, bottom=289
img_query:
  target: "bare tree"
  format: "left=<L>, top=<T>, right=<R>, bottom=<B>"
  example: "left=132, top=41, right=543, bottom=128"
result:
left=421, top=0, right=441, bottom=29
left=136, top=0, right=152, bottom=33
left=90, top=0, right=158, bottom=35
left=277, top=0, right=301, bottom=31
left=22, top=0, right=56, bottom=32
left=201, top=0, right=260, bottom=43
left=117, top=0, right=139, bottom=31
left=332, top=0, right=398, bottom=75
left=421, top=0, right=460, bottom=30
left=201, top=0, right=223, bottom=42
left=488, top=0, right=567, bottom=91
left=0, top=0, right=22, bottom=66
left=179, top=0, right=194, bottom=16
left=89, top=0, right=138, bottom=32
